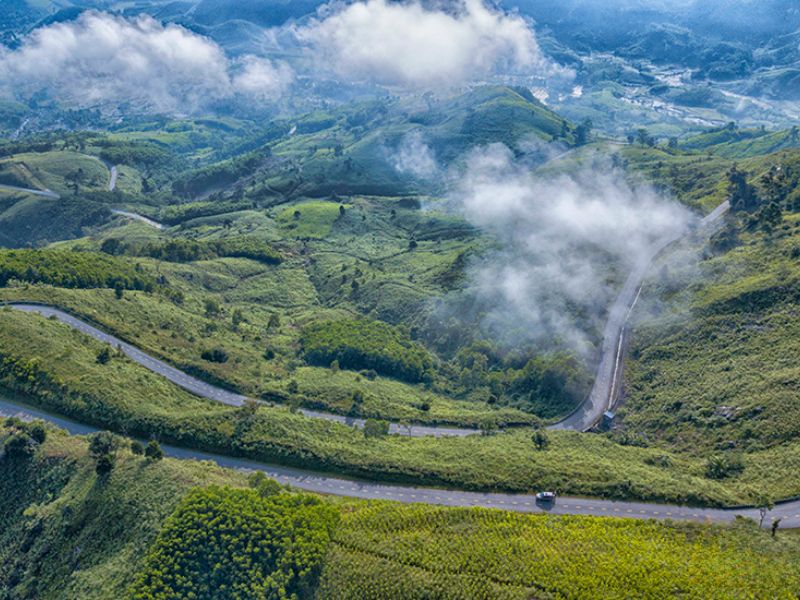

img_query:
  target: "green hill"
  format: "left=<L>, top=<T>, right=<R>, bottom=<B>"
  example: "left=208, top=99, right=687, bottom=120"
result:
left=1, top=422, right=798, bottom=600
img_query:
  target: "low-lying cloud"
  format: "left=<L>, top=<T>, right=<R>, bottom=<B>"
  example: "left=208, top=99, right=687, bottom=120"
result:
left=294, top=0, right=566, bottom=88
left=449, top=143, right=694, bottom=355
left=391, top=131, right=439, bottom=178
left=0, top=11, right=293, bottom=113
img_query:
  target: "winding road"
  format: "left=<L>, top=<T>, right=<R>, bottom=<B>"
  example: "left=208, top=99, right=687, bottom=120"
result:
left=2, top=179, right=765, bottom=524
left=4, top=199, right=732, bottom=441
left=0, top=394, right=797, bottom=526
left=552, top=200, right=731, bottom=431
left=7, top=304, right=473, bottom=438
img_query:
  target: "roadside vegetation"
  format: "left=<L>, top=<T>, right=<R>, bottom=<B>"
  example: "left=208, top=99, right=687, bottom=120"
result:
left=1, top=422, right=798, bottom=600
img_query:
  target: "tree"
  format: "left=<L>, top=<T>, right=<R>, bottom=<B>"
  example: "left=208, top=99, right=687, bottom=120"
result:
left=145, top=440, right=164, bottom=461
left=231, top=309, right=245, bottom=330
left=27, top=422, right=46, bottom=444
left=772, top=518, right=782, bottom=537
left=201, top=347, right=229, bottom=363
left=338, top=204, right=346, bottom=218
left=4, top=433, right=34, bottom=458
left=575, top=119, right=592, bottom=146
left=204, top=298, right=221, bottom=318
left=532, top=429, right=549, bottom=450
left=727, top=165, right=759, bottom=212
left=636, top=128, right=653, bottom=147
left=363, top=419, right=390, bottom=438
left=267, top=313, right=281, bottom=330
left=89, top=432, right=117, bottom=474
left=89, top=431, right=117, bottom=459
left=131, top=440, right=144, bottom=455
left=479, top=417, right=498, bottom=436
left=756, top=494, right=774, bottom=527
left=114, top=282, right=124, bottom=300
left=248, top=471, right=282, bottom=497
left=96, top=347, right=112, bottom=364
left=101, top=238, right=123, bottom=255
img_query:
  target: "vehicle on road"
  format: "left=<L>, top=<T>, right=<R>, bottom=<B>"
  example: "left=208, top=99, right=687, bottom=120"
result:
left=535, top=491, right=557, bottom=503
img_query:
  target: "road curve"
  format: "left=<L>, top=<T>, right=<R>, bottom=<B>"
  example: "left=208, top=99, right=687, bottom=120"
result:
left=0, top=394, right=796, bottom=526
left=550, top=200, right=730, bottom=432
left=7, top=304, right=475, bottom=438
left=0, top=184, right=60, bottom=199
left=5, top=203, right=730, bottom=438
left=110, top=209, right=165, bottom=230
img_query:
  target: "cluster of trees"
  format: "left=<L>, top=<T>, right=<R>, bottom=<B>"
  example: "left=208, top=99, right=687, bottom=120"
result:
left=727, top=162, right=800, bottom=233
left=159, top=200, right=254, bottom=226
left=443, top=342, right=591, bottom=419
left=88, top=431, right=163, bottom=474
left=97, top=141, right=175, bottom=172
left=0, top=249, right=155, bottom=291
left=301, top=319, right=434, bottom=383
left=102, top=236, right=281, bottom=265
left=131, top=486, right=337, bottom=600
left=171, top=149, right=269, bottom=198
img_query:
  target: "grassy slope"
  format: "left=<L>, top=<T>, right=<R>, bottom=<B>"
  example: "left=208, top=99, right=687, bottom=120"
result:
left=0, top=307, right=798, bottom=506
left=2, top=424, right=798, bottom=600
left=623, top=211, right=800, bottom=456
left=0, top=425, right=245, bottom=600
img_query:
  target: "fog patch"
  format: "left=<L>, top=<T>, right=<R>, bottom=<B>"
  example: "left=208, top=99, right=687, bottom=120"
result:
left=391, top=131, right=439, bottom=178
left=449, top=143, right=694, bottom=356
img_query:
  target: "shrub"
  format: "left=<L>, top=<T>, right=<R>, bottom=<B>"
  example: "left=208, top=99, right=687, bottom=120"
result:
left=144, top=440, right=164, bottom=461
left=130, top=440, right=144, bottom=455
left=27, top=422, right=46, bottom=444
left=705, top=455, right=745, bottom=480
left=0, top=249, right=155, bottom=291
left=201, top=347, right=229, bottom=363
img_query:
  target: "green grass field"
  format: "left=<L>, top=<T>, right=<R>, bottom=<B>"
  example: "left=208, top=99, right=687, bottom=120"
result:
left=1, top=423, right=798, bottom=600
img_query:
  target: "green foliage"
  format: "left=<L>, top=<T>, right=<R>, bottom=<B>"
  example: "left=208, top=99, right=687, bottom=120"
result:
left=362, top=419, right=390, bottom=438
left=316, top=502, right=800, bottom=599
left=504, top=353, right=591, bottom=419
left=3, top=431, right=35, bottom=458
left=201, top=347, right=229, bottom=364
left=301, top=319, right=434, bottom=383
left=705, top=455, right=745, bottom=480
left=0, top=249, right=155, bottom=291
left=145, top=440, right=164, bottom=461
left=130, top=487, right=337, bottom=600
left=112, top=237, right=282, bottom=265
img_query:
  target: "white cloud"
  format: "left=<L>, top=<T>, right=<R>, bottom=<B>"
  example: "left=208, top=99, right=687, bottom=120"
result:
left=294, top=0, right=564, bottom=88
left=0, top=11, right=292, bottom=113
left=451, top=143, right=693, bottom=354
left=231, top=55, right=294, bottom=101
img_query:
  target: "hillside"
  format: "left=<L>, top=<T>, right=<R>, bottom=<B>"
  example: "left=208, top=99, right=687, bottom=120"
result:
left=1, top=421, right=798, bottom=599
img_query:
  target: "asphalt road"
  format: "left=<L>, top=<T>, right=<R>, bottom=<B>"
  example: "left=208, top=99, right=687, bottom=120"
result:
left=550, top=200, right=730, bottom=431
left=0, top=184, right=60, bottom=199
left=8, top=304, right=476, bottom=437
left=107, top=164, right=118, bottom=192
left=109, top=209, right=164, bottom=230
left=0, top=394, right=796, bottom=526
left=6, top=201, right=731, bottom=439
